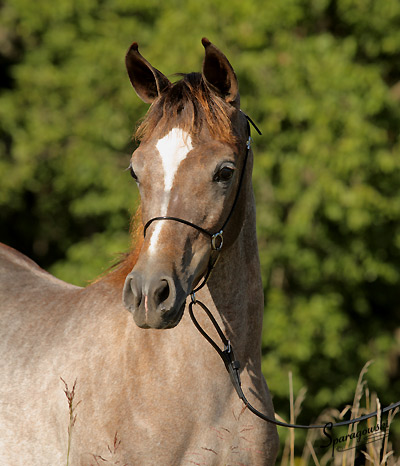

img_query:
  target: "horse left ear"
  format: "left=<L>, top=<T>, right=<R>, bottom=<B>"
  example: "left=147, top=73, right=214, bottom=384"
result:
left=201, top=38, right=239, bottom=105
left=125, top=42, right=171, bottom=104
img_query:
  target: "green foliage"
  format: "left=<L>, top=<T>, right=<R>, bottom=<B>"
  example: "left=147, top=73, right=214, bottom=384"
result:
left=1, top=0, right=399, bottom=453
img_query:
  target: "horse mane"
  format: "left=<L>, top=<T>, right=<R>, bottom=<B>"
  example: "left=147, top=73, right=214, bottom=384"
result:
left=101, top=73, right=237, bottom=287
left=97, top=207, right=144, bottom=287
left=135, top=72, right=237, bottom=144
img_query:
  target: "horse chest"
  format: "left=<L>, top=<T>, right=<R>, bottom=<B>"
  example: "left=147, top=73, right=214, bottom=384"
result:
left=71, top=395, right=275, bottom=466
left=67, top=358, right=277, bottom=466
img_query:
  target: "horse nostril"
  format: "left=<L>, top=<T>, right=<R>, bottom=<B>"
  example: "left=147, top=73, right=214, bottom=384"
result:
left=123, top=272, right=177, bottom=321
left=155, top=279, right=170, bottom=308
left=123, top=274, right=142, bottom=311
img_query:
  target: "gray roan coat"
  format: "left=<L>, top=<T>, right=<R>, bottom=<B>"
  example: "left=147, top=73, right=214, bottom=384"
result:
left=0, top=38, right=279, bottom=465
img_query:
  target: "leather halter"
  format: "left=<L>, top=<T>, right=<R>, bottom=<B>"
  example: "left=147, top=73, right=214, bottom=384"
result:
left=143, top=112, right=261, bottom=295
left=142, top=111, right=400, bottom=435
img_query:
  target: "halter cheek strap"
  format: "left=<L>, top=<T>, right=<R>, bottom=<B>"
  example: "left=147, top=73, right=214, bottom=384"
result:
left=142, top=112, right=262, bottom=295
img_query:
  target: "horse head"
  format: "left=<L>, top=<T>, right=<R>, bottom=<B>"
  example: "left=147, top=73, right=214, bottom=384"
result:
left=123, top=39, right=251, bottom=329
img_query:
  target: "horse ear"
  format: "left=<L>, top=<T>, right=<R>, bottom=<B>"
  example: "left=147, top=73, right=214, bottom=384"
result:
left=125, top=42, right=171, bottom=104
left=201, top=38, right=239, bottom=105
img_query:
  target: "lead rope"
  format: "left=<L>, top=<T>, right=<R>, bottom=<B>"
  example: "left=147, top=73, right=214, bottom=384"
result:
left=188, top=298, right=400, bottom=432
left=188, top=114, right=400, bottom=435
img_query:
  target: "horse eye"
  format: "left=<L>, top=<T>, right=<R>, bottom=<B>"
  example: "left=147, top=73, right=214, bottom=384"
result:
left=129, top=165, right=138, bottom=181
left=214, top=166, right=235, bottom=183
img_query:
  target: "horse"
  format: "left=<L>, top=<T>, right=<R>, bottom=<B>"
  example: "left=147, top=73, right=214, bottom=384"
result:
left=0, top=38, right=279, bottom=465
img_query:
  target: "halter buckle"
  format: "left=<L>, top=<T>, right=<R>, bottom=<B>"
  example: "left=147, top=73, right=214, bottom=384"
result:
left=211, top=231, right=224, bottom=251
left=246, top=137, right=253, bottom=150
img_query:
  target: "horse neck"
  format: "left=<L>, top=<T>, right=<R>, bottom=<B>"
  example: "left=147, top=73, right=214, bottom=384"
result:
left=202, top=182, right=264, bottom=361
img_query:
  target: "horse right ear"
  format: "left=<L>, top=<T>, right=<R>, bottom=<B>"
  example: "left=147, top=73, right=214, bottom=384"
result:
left=125, top=43, right=171, bottom=104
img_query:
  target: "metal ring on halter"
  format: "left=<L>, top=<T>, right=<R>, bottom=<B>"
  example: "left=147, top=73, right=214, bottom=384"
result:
left=211, top=231, right=224, bottom=251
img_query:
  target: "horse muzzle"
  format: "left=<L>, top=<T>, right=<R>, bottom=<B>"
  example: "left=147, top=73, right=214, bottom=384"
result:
left=123, top=270, right=187, bottom=329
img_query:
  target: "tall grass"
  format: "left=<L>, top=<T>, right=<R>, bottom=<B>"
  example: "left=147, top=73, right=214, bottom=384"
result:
left=277, top=362, right=400, bottom=466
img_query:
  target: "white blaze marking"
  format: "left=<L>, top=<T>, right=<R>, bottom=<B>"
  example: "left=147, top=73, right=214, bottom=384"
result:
left=148, top=128, right=193, bottom=253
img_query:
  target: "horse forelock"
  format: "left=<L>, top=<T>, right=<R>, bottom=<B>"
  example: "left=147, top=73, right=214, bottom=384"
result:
left=135, top=73, right=237, bottom=145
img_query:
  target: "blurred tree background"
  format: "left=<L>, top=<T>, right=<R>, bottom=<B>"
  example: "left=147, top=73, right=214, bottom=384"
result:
left=1, top=0, right=399, bottom=459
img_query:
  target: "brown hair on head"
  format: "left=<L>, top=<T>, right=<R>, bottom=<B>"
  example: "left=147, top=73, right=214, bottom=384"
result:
left=99, top=206, right=144, bottom=287
left=135, top=72, right=238, bottom=145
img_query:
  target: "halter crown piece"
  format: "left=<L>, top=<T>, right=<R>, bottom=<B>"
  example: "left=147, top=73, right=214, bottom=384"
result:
left=143, top=112, right=400, bottom=435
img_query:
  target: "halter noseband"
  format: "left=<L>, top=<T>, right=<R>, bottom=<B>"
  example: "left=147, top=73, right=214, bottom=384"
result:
left=143, top=112, right=262, bottom=295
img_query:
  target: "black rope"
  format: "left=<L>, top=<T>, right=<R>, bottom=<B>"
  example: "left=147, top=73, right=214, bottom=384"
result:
left=189, top=298, right=400, bottom=431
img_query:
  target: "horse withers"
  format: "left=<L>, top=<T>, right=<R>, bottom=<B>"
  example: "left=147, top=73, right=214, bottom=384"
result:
left=0, top=38, right=279, bottom=465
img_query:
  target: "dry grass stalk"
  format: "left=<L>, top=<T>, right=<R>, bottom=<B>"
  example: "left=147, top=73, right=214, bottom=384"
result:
left=341, top=360, right=373, bottom=466
left=290, top=371, right=295, bottom=466
left=277, top=362, right=399, bottom=466
left=302, top=407, right=341, bottom=466
left=61, top=378, right=81, bottom=466
left=307, top=440, right=321, bottom=466
left=89, top=432, right=128, bottom=466
left=278, top=372, right=307, bottom=466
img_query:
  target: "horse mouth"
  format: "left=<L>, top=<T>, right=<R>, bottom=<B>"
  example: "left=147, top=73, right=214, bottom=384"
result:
left=130, top=300, right=186, bottom=330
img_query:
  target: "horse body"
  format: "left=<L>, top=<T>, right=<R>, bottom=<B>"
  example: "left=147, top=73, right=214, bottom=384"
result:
left=0, top=39, right=278, bottom=465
